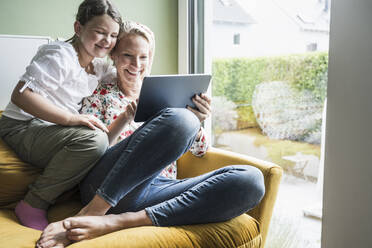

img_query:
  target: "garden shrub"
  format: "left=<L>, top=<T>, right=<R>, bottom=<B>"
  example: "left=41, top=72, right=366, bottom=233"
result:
left=212, top=52, right=328, bottom=128
left=211, top=96, right=238, bottom=144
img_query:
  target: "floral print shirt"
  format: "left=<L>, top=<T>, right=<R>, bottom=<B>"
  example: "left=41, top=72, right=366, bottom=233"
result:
left=80, top=81, right=209, bottom=179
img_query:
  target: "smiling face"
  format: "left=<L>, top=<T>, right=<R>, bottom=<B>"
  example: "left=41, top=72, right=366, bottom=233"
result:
left=112, top=34, right=151, bottom=86
left=75, top=14, right=120, bottom=63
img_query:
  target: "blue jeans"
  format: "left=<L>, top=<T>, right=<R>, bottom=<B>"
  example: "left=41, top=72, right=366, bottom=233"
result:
left=80, top=108, right=265, bottom=226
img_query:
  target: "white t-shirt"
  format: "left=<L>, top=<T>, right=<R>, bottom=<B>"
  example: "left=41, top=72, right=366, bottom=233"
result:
left=2, top=41, right=113, bottom=121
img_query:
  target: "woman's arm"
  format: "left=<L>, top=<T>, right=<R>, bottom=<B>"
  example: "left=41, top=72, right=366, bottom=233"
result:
left=189, top=127, right=209, bottom=157
left=12, top=81, right=108, bottom=132
left=106, top=101, right=137, bottom=145
left=186, top=93, right=211, bottom=157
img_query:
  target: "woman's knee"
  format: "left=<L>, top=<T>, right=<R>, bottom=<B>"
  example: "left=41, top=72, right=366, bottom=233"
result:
left=162, top=108, right=200, bottom=138
left=227, top=166, right=265, bottom=209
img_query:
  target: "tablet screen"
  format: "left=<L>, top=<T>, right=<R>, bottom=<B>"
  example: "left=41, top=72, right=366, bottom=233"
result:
left=134, top=74, right=211, bottom=122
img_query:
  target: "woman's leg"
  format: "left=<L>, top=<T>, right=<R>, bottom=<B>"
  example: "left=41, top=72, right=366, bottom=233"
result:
left=78, top=108, right=201, bottom=214
left=122, top=165, right=265, bottom=226
left=60, top=165, right=265, bottom=242
left=36, top=108, right=200, bottom=247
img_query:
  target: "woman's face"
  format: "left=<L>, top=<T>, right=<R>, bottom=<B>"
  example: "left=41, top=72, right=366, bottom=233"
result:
left=112, top=34, right=150, bottom=84
left=76, top=14, right=120, bottom=59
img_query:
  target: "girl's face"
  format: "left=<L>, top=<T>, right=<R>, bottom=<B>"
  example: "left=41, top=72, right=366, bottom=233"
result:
left=75, top=14, right=120, bottom=59
left=112, top=34, right=150, bottom=84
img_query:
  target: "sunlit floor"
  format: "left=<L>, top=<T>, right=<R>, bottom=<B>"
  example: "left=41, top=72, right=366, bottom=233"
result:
left=214, top=129, right=322, bottom=248
left=266, top=174, right=322, bottom=248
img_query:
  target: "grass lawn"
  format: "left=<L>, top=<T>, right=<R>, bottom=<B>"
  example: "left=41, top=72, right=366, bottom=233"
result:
left=216, top=127, right=321, bottom=173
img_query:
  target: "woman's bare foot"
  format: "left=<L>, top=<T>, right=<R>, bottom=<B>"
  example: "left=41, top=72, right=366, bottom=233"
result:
left=36, top=220, right=71, bottom=248
left=76, top=194, right=112, bottom=216
left=36, top=195, right=150, bottom=247
left=64, top=210, right=153, bottom=242
left=36, top=195, right=110, bottom=248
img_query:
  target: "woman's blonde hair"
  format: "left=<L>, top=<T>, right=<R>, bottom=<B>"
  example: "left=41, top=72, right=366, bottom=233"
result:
left=112, top=21, right=155, bottom=75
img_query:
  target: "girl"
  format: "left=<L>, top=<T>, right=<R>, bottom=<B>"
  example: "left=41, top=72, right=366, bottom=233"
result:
left=36, top=21, right=265, bottom=248
left=0, top=0, right=121, bottom=231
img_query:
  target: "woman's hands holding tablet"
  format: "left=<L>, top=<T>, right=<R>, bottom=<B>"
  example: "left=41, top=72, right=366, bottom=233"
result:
left=187, top=93, right=211, bottom=123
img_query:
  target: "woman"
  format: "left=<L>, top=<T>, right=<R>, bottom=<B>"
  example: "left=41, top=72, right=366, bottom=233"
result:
left=37, top=21, right=265, bottom=248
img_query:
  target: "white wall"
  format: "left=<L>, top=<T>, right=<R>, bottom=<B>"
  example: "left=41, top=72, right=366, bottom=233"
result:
left=322, top=0, right=372, bottom=247
left=0, top=35, right=50, bottom=109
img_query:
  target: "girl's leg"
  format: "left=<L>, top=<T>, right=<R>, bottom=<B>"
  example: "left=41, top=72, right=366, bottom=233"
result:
left=79, top=108, right=201, bottom=214
left=0, top=116, right=109, bottom=230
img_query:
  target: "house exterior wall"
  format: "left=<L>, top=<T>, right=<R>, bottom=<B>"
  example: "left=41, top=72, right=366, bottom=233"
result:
left=211, top=0, right=329, bottom=58
left=211, top=23, right=253, bottom=58
left=212, top=22, right=329, bottom=58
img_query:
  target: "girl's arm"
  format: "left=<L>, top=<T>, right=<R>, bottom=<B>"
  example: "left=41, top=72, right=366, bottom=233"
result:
left=12, top=81, right=108, bottom=132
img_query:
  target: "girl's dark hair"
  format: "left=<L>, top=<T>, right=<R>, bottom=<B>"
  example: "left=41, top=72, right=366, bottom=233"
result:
left=66, top=0, right=122, bottom=43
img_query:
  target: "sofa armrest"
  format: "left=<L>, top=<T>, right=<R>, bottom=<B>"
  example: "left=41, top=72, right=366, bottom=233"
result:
left=177, top=147, right=282, bottom=247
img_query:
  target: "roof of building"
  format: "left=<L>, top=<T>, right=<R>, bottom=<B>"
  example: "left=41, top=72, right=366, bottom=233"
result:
left=237, top=0, right=330, bottom=33
left=213, top=0, right=256, bottom=24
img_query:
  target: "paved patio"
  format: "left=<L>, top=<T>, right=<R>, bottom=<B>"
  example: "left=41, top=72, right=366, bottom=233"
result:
left=214, top=129, right=322, bottom=248
left=266, top=174, right=322, bottom=248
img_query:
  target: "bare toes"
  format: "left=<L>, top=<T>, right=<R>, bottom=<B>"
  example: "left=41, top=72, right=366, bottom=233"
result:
left=37, top=239, right=57, bottom=248
left=68, top=234, right=86, bottom=241
left=50, top=244, right=65, bottom=248
left=67, top=228, right=83, bottom=236
left=63, top=218, right=84, bottom=229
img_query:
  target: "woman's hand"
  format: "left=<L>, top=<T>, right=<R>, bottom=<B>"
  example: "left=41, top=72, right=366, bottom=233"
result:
left=106, top=100, right=138, bottom=146
left=119, top=100, right=137, bottom=123
left=187, top=93, right=211, bottom=123
left=67, top=114, right=109, bottom=132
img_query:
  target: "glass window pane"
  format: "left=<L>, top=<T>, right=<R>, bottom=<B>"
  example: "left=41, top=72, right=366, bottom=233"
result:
left=208, top=0, right=331, bottom=247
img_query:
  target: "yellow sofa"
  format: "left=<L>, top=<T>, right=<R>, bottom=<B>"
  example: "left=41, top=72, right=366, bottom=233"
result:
left=0, top=134, right=282, bottom=248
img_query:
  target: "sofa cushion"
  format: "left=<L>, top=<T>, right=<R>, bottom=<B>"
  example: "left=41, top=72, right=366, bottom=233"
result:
left=0, top=200, right=262, bottom=248
left=0, top=111, right=39, bottom=208
left=0, top=111, right=263, bottom=247
left=0, top=145, right=263, bottom=248
left=0, top=138, right=42, bottom=209
left=0, top=110, right=40, bottom=208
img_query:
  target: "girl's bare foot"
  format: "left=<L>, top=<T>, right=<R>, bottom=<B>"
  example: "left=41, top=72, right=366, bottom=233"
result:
left=64, top=210, right=153, bottom=241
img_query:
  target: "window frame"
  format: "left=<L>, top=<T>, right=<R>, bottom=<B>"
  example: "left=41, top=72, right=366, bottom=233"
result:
left=178, top=0, right=212, bottom=141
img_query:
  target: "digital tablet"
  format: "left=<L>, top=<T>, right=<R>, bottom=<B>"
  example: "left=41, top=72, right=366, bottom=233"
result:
left=134, top=74, right=212, bottom=122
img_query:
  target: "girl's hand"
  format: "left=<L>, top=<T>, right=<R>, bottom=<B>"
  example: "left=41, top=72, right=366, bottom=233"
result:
left=187, top=93, right=211, bottom=123
left=67, top=114, right=109, bottom=132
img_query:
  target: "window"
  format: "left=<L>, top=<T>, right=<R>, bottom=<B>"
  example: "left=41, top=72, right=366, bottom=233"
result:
left=233, top=33, right=240, bottom=45
left=181, top=0, right=331, bottom=247
left=307, top=42, right=318, bottom=51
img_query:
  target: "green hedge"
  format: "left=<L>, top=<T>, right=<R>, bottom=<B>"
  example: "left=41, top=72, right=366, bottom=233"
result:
left=212, top=52, right=328, bottom=128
